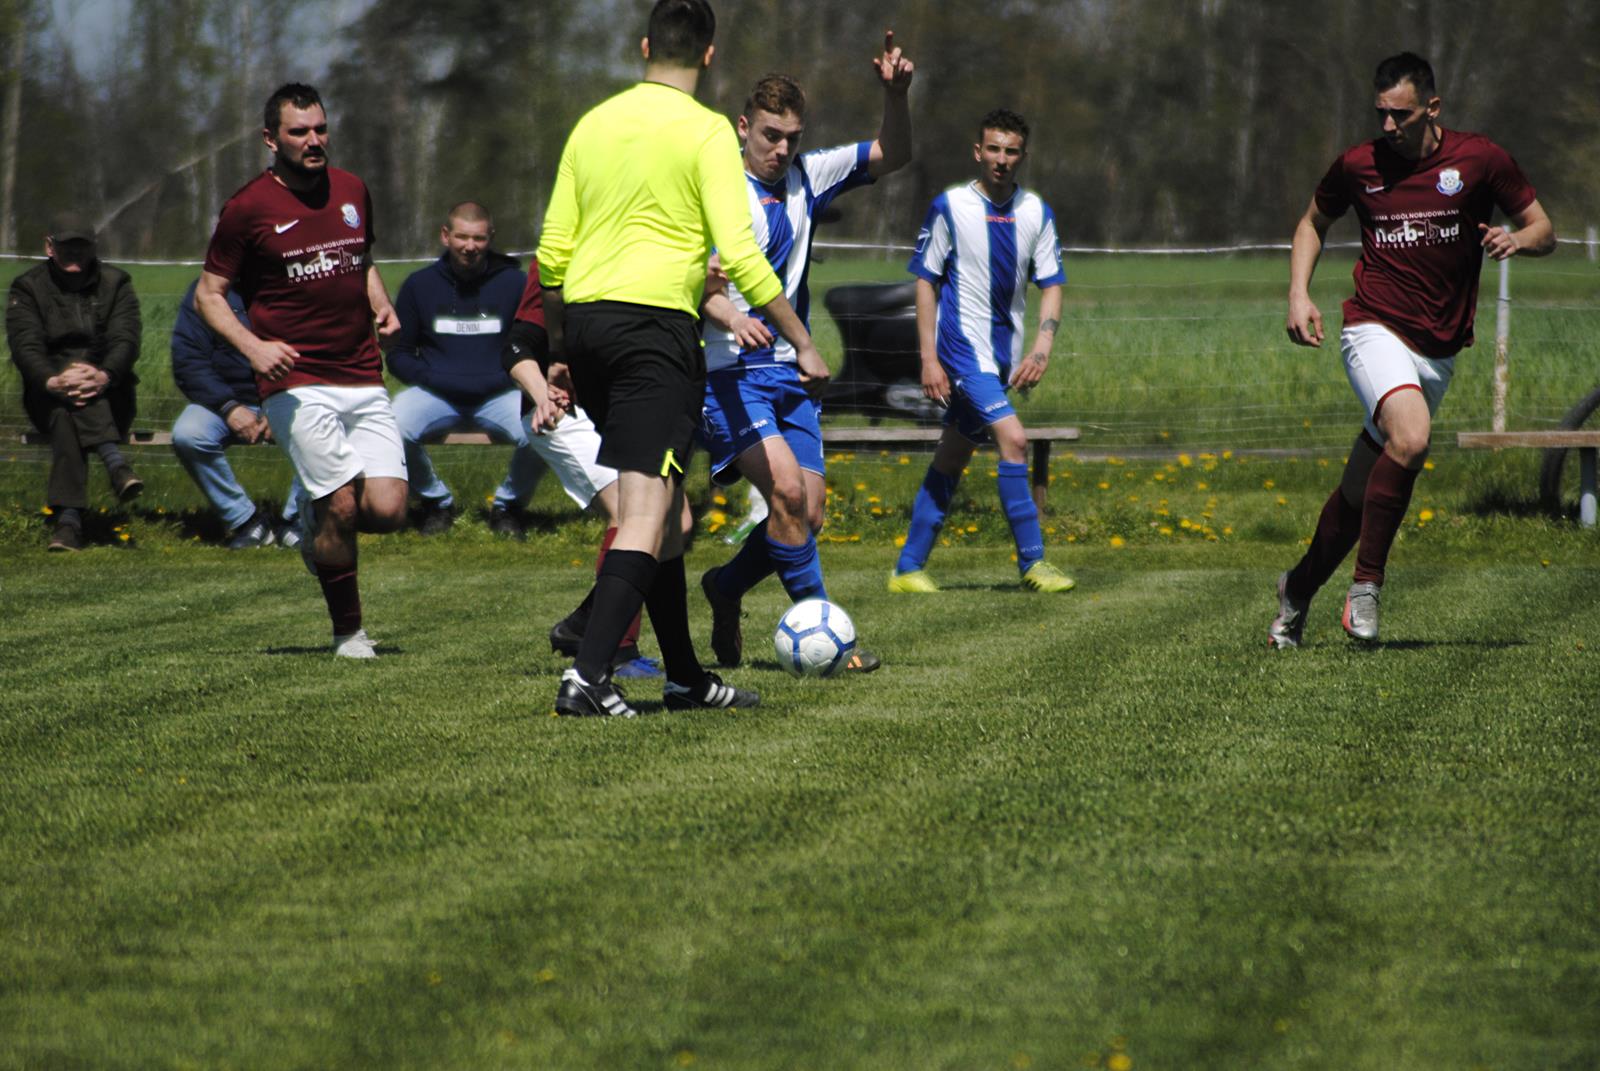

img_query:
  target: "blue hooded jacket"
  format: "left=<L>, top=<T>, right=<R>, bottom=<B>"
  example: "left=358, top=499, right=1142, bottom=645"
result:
left=171, top=279, right=256, bottom=414
left=386, top=251, right=526, bottom=406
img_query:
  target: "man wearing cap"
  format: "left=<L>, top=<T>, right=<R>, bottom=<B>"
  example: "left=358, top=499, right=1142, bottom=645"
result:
left=6, top=211, right=144, bottom=551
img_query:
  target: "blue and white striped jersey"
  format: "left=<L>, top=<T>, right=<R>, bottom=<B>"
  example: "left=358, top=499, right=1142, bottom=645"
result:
left=908, top=182, right=1066, bottom=379
left=703, top=141, right=874, bottom=373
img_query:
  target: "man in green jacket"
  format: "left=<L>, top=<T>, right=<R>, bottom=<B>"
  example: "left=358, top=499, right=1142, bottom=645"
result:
left=6, top=211, right=143, bottom=551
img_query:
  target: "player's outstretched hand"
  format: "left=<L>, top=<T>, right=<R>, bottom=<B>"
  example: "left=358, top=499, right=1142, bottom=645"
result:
left=247, top=339, right=298, bottom=381
left=1479, top=223, right=1520, bottom=261
left=921, top=359, right=950, bottom=407
left=1285, top=293, right=1324, bottom=348
left=796, top=342, right=831, bottom=399
left=873, top=29, right=914, bottom=92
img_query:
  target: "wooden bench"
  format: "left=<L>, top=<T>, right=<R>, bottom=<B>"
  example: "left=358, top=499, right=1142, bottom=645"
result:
left=20, top=423, right=1083, bottom=509
left=1458, top=430, right=1600, bottom=527
left=18, top=429, right=521, bottom=448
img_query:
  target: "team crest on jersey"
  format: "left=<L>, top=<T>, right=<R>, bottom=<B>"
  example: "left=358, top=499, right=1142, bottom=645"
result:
left=1435, top=168, right=1464, bottom=196
left=341, top=202, right=361, bottom=228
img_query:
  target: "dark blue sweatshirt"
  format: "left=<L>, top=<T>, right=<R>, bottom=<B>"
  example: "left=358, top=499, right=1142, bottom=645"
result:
left=386, top=252, right=526, bottom=406
left=171, top=279, right=257, bottom=414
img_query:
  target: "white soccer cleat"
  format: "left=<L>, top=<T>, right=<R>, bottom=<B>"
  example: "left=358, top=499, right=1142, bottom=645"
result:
left=1342, top=582, right=1381, bottom=644
left=333, top=629, right=378, bottom=659
left=1268, top=570, right=1309, bottom=649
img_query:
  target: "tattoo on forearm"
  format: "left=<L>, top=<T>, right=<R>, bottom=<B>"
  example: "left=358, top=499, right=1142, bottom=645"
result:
left=1040, top=318, right=1060, bottom=334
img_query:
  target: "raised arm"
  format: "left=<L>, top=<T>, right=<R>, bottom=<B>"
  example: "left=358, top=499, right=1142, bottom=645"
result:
left=1285, top=196, right=1336, bottom=348
left=866, top=29, right=914, bottom=179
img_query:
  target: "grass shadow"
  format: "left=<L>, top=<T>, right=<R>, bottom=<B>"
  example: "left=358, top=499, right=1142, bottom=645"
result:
left=1459, top=486, right=1551, bottom=521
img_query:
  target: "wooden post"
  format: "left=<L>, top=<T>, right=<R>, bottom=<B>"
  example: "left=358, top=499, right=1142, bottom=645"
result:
left=1493, top=252, right=1511, bottom=434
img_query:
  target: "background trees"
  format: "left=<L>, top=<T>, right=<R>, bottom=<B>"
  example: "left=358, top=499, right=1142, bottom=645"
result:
left=3, top=0, right=1596, bottom=257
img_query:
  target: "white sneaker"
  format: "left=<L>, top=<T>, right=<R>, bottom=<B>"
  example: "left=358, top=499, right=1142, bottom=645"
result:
left=333, top=628, right=378, bottom=659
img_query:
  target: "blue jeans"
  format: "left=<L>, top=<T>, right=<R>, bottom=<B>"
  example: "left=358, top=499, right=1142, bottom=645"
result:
left=391, top=386, right=545, bottom=511
left=170, top=403, right=303, bottom=530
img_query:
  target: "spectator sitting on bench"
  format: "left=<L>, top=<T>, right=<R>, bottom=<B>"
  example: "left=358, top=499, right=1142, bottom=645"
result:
left=5, top=211, right=143, bottom=552
left=387, top=201, right=540, bottom=537
left=170, top=278, right=305, bottom=548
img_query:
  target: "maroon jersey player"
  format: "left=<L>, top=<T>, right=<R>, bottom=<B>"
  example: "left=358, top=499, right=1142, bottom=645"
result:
left=197, top=83, right=408, bottom=659
left=1273, top=52, right=1554, bottom=647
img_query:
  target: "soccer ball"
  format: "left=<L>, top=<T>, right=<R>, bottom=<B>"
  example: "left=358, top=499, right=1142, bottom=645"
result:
left=773, top=598, right=857, bottom=678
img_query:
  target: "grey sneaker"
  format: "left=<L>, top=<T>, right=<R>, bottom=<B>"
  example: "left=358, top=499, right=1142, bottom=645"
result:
left=1342, top=581, right=1381, bottom=643
left=1268, top=570, right=1309, bottom=649
left=227, top=513, right=278, bottom=550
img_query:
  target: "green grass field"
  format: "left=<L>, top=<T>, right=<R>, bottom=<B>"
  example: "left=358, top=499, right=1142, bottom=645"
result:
left=2, top=254, right=1599, bottom=1068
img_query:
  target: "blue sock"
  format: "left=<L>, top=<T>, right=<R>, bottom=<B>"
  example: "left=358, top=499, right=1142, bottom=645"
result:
left=896, top=467, right=959, bottom=574
left=715, top=518, right=775, bottom=598
left=767, top=531, right=827, bottom=602
left=998, top=460, right=1044, bottom=574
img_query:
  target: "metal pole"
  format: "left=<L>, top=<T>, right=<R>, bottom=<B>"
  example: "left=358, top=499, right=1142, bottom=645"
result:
left=1493, top=252, right=1511, bottom=434
left=1587, top=224, right=1598, bottom=263
left=1581, top=448, right=1597, bottom=529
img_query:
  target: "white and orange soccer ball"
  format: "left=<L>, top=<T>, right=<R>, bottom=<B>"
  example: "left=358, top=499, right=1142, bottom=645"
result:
left=773, top=599, right=857, bottom=678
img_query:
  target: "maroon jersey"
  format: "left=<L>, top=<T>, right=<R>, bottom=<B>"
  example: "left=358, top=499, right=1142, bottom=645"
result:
left=1315, top=129, right=1536, bottom=358
left=204, top=167, right=381, bottom=397
left=513, top=255, right=546, bottom=327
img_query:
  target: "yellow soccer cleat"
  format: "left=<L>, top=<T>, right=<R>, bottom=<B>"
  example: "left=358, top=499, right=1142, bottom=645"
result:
left=1021, top=560, right=1076, bottom=593
left=887, top=569, right=941, bottom=593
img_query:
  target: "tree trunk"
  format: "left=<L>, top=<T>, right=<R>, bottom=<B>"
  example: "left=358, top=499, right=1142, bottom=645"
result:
left=0, top=8, right=25, bottom=253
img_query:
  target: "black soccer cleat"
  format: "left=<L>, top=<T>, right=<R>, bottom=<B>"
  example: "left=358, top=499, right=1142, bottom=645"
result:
left=554, top=668, right=637, bottom=718
left=701, top=566, right=744, bottom=667
left=663, top=672, right=760, bottom=711
left=841, top=647, right=882, bottom=673
left=549, top=616, right=583, bottom=656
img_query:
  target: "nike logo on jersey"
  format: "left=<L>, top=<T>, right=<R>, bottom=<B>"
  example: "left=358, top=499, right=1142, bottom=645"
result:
left=274, top=220, right=300, bottom=234
left=1364, top=184, right=1386, bottom=194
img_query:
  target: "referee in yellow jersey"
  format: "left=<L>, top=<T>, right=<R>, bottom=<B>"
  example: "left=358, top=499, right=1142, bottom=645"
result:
left=524, top=0, right=824, bottom=717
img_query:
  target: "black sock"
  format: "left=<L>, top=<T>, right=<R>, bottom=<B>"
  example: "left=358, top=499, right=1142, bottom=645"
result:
left=564, top=587, right=596, bottom=634
left=54, top=506, right=83, bottom=529
left=574, top=549, right=656, bottom=684
left=644, top=554, right=703, bottom=687
left=94, top=442, right=126, bottom=469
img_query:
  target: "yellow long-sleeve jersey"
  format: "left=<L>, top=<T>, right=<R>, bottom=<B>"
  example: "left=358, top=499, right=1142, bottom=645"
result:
left=536, top=81, right=781, bottom=316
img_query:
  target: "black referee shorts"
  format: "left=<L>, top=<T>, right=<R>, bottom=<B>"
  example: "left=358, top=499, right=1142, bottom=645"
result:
left=565, top=301, right=704, bottom=481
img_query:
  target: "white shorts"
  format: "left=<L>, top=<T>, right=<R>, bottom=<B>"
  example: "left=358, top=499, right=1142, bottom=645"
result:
left=262, top=384, right=407, bottom=499
left=523, top=405, right=618, bottom=508
left=1341, top=323, right=1455, bottom=444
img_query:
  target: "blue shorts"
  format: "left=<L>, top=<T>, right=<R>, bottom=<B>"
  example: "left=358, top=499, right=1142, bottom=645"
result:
left=701, top=364, right=824, bottom=487
left=945, top=369, right=1017, bottom=444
